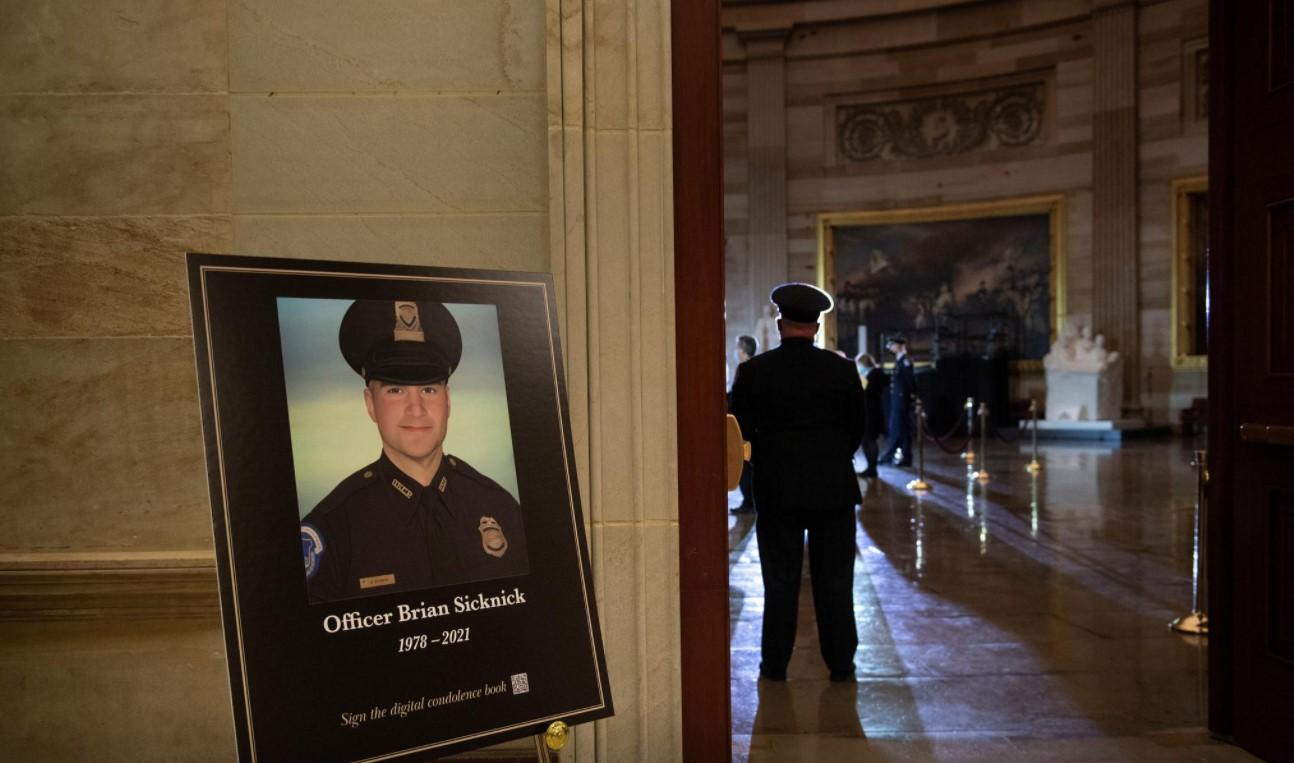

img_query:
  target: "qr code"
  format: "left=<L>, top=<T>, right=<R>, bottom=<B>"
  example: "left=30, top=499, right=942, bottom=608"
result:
left=511, top=672, right=530, bottom=695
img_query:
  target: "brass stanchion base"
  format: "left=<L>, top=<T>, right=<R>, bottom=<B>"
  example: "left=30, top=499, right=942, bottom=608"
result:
left=975, top=470, right=990, bottom=482
left=1025, top=461, right=1041, bottom=473
left=906, top=479, right=931, bottom=492
left=1169, top=612, right=1208, bottom=636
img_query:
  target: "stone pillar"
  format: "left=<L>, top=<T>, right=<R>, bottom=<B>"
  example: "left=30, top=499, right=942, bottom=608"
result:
left=549, top=0, right=682, bottom=758
left=1090, top=1, right=1139, bottom=409
left=742, top=30, right=790, bottom=335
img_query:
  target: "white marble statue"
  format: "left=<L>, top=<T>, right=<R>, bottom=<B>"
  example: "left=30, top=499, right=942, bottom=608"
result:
left=1043, top=322, right=1122, bottom=421
left=1044, top=323, right=1120, bottom=373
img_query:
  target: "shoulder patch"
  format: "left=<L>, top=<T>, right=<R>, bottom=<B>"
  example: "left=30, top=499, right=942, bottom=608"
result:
left=301, top=523, right=325, bottom=579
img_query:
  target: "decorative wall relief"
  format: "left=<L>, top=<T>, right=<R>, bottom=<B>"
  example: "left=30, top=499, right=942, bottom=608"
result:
left=837, top=82, right=1045, bottom=162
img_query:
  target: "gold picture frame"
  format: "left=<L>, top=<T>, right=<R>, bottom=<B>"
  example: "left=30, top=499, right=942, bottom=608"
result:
left=1171, top=177, right=1209, bottom=370
left=816, top=195, right=1066, bottom=370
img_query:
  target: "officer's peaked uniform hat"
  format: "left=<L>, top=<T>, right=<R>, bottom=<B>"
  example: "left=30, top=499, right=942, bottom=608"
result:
left=770, top=282, right=834, bottom=323
left=339, top=300, right=462, bottom=385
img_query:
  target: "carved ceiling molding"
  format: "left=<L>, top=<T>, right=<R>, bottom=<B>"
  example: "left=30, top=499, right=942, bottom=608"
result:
left=836, top=81, right=1045, bottom=163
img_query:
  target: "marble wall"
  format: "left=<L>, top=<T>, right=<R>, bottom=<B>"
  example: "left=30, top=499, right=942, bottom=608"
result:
left=0, top=0, right=679, bottom=759
left=722, top=0, right=1208, bottom=424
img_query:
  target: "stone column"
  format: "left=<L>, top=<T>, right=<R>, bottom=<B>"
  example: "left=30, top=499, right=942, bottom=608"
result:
left=549, top=0, right=682, bottom=758
left=742, top=29, right=790, bottom=335
left=1090, top=0, right=1139, bottom=409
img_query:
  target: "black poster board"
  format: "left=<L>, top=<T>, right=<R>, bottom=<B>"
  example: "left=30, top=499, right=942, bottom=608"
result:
left=187, top=254, right=612, bottom=761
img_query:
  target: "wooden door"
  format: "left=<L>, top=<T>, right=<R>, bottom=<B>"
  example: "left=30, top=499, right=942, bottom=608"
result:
left=672, top=0, right=730, bottom=760
left=1210, top=1, right=1294, bottom=757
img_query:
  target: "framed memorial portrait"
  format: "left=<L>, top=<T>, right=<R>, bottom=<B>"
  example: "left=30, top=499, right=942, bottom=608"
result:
left=188, top=253, right=612, bottom=761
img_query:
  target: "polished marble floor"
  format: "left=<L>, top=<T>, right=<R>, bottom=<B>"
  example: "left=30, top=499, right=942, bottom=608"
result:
left=728, top=436, right=1258, bottom=761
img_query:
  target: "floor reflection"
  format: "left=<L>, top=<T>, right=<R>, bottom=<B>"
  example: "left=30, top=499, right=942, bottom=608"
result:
left=728, top=438, right=1256, bottom=761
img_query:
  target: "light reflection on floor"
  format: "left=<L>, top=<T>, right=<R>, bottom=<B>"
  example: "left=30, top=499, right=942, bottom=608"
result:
left=728, top=437, right=1257, bottom=761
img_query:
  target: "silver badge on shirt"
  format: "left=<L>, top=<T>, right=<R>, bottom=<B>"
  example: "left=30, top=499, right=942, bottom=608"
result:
left=478, top=516, right=508, bottom=558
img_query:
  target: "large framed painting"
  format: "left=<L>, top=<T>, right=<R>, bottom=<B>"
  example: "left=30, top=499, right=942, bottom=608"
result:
left=817, top=196, right=1066, bottom=365
left=1171, top=176, right=1208, bottom=369
left=188, top=253, right=612, bottom=761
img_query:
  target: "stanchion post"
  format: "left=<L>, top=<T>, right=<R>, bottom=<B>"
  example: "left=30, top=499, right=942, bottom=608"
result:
left=1170, top=450, right=1209, bottom=635
left=975, top=402, right=991, bottom=481
left=907, top=398, right=931, bottom=492
left=1198, top=449, right=1209, bottom=621
left=961, top=397, right=976, bottom=464
left=1025, top=399, right=1042, bottom=473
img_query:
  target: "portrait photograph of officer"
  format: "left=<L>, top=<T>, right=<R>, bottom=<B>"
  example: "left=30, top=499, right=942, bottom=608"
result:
left=277, top=297, right=529, bottom=604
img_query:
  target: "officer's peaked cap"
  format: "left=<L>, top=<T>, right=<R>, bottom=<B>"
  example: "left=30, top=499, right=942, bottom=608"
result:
left=770, top=282, right=833, bottom=323
left=888, top=335, right=908, bottom=346
left=340, top=300, right=462, bottom=385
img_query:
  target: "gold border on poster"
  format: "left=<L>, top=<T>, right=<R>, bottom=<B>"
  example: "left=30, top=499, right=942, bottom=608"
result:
left=196, top=264, right=607, bottom=762
left=816, top=194, right=1066, bottom=369
left=1171, top=176, right=1209, bottom=370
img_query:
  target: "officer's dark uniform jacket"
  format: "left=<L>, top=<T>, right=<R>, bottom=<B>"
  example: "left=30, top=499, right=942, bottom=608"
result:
left=890, top=354, right=916, bottom=407
left=730, top=337, right=865, bottom=513
left=880, top=352, right=917, bottom=463
left=302, top=451, right=528, bottom=604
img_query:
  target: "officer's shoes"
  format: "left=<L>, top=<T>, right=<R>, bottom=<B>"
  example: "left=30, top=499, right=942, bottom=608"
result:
left=758, top=665, right=787, bottom=681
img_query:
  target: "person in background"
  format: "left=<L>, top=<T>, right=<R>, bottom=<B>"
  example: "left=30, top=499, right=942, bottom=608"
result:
left=855, top=353, right=887, bottom=479
left=730, top=335, right=758, bottom=513
left=877, top=335, right=916, bottom=468
left=730, top=283, right=864, bottom=682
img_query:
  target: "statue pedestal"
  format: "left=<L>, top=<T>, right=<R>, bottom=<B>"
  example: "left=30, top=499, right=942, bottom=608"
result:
left=1045, top=367, right=1122, bottom=422
left=1023, top=418, right=1154, bottom=442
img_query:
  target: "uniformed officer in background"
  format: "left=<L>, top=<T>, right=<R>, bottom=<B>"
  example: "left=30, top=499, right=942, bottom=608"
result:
left=301, top=299, right=528, bottom=604
left=730, top=283, right=864, bottom=682
left=877, top=335, right=916, bottom=468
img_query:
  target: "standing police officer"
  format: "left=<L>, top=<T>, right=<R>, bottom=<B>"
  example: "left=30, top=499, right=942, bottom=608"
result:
left=730, top=283, right=864, bottom=682
left=301, top=300, right=528, bottom=604
left=878, top=335, right=916, bottom=467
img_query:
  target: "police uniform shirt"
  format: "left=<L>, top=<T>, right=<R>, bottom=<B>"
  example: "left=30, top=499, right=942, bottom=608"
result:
left=302, top=452, right=528, bottom=604
left=891, top=355, right=916, bottom=400
left=730, top=337, right=865, bottom=515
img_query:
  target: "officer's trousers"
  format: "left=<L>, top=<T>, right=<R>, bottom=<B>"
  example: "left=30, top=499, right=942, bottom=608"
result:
left=737, top=462, right=754, bottom=509
left=860, top=434, right=879, bottom=474
left=755, top=508, right=859, bottom=676
left=880, top=404, right=911, bottom=464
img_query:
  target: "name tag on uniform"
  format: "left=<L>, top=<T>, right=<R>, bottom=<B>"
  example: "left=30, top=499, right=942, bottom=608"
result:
left=359, top=573, right=396, bottom=590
